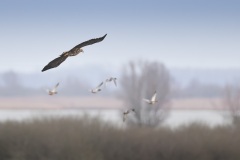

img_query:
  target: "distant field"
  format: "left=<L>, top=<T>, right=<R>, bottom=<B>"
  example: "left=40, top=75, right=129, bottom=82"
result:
left=0, top=96, right=122, bottom=109
left=0, top=96, right=224, bottom=110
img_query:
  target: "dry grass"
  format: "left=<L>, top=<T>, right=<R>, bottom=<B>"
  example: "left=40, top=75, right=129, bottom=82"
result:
left=0, top=116, right=239, bottom=160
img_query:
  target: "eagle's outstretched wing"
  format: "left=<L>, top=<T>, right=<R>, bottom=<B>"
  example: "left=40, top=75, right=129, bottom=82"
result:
left=70, top=34, right=107, bottom=51
left=42, top=56, right=68, bottom=72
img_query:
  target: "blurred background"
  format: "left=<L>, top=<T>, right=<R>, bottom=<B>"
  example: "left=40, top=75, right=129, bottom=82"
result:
left=0, top=0, right=240, bottom=159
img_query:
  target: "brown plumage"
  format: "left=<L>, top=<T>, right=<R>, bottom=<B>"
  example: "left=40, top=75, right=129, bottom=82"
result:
left=42, top=34, right=107, bottom=72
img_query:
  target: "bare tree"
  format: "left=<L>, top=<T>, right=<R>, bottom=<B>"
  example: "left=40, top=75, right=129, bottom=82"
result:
left=223, top=84, right=240, bottom=126
left=0, top=71, right=25, bottom=96
left=119, top=61, right=171, bottom=127
left=2, top=71, right=21, bottom=88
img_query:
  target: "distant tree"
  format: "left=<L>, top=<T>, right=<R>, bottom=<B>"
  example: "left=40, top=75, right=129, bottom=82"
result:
left=2, top=71, right=21, bottom=88
left=223, top=84, right=240, bottom=126
left=119, top=61, right=171, bottom=127
left=0, top=71, right=24, bottom=96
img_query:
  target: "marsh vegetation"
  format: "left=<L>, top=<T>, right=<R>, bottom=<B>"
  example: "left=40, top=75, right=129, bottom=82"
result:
left=0, top=116, right=239, bottom=160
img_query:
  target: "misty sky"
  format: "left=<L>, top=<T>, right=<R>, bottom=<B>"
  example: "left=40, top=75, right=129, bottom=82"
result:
left=0, top=0, right=240, bottom=73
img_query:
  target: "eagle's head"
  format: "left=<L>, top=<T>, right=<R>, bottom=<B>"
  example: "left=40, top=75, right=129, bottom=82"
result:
left=80, top=48, right=84, bottom=53
left=61, top=51, right=68, bottom=57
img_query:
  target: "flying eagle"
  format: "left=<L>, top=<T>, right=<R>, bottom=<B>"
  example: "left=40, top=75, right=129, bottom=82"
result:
left=42, top=34, right=107, bottom=72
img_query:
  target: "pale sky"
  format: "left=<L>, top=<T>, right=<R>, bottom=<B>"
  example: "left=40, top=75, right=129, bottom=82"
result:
left=0, top=0, right=240, bottom=73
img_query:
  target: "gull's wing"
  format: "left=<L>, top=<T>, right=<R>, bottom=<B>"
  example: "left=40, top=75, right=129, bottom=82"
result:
left=113, top=79, right=117, bottom=86
left=151, top=91, right=157, bottom=101
left=53, top=82, right=60, bottom=91
left=70, top=34, right=107, bottom=51
left=42, top=55, right=68, bottom=72
left=55, top=82, right=59, bottom=88
left=105, top=78, right=111, bottom=87
left=97, top=81, right=104, bottom=88
left=143, top=98, right=150, bottom=103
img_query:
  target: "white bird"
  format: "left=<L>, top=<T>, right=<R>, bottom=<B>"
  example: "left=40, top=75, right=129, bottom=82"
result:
left=105, top=77, right=117, bottom=87
left=143, top=91, right=158, bottom=104
left=123, top=108, right=135, bottom=122
left=90, top=81, right=104, bottom=93
left=46, top=83, right=59, bottom=95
